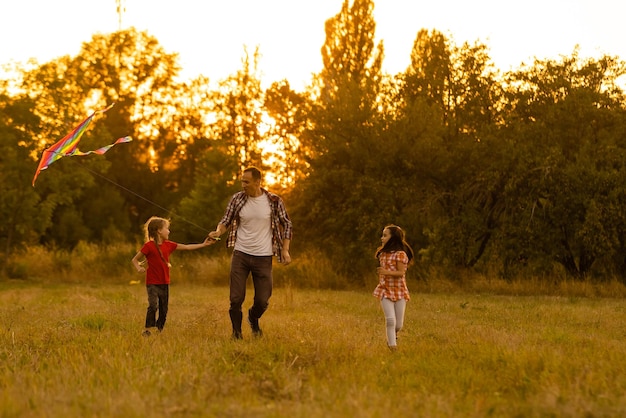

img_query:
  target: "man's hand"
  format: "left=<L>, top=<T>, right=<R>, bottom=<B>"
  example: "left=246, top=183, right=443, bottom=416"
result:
left=282, top=249, right=292, bottom=265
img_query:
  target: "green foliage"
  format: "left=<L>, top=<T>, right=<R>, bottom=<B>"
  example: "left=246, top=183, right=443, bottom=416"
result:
left=0, top=96, right=44, bottom=260
left=175, top=47, right=274, bottom=241
left=175, top=146, right=240, bottom=242
left=319, top=0, right=382, bottom=103
left=264, top=80, right=310, bottom=187
left=293, top=0, right=390, bottom=278
left=495, top=52, right=626, bottom=279
left=209, top=47, right=265, bottom=169
left=2, top=5, right=626, bottom=285
left=2, top=243, right=137, bottom=283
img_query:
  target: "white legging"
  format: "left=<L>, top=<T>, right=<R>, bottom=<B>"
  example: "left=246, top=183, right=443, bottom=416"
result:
left=380, top=297, right=407, bottom=347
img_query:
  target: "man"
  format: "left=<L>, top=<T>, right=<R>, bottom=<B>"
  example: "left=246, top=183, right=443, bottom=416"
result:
left=209, top=167, right=293, bottom=339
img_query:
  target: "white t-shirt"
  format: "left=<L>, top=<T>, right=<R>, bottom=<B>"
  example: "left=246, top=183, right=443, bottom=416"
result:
left=234, top=194, right=273, bottom=256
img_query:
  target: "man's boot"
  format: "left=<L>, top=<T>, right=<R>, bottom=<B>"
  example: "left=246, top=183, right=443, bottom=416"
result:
left=229, top=310, right=243, bottom=340
left=248, top=307, right=263, bottom=337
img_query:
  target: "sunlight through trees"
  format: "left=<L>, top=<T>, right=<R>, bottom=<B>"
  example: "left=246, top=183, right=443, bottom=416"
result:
left=2, top=0, right=626, bottom=283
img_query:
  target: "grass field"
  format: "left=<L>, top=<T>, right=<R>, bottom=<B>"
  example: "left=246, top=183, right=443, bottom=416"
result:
left=1, top=279, right=625, bottom=417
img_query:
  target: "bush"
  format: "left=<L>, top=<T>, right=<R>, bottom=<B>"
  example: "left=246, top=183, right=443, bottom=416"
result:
left=2, top=243, right=626, bottom=298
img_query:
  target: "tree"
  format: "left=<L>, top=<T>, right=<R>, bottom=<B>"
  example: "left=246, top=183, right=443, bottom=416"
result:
left=292, top=0, right=388, bottom=277
left=19, top=29, right=207, bottom=245
left=311, top=0, right=383, bottom=153
left=0, top=95, right=45, bottom=262
left=174, top=144, right=240, bottom=243
left=498, top=52, right=626, bottom=279
left=68, top=29, right=194, bottom=235
left=208, top=47, right=265, bottom=171
left=175, top=48, right=273, bottom=242
left=263, top=80, right=310, bottom=190
left=396, top=30, right=505, bottom=271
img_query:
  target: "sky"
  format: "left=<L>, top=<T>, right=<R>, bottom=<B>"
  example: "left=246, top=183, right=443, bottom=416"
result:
left=1, top=0, right=624, bottom=90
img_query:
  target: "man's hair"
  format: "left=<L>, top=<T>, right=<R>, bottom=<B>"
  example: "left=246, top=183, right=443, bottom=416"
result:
left=244, top=166, right=262, bottom=180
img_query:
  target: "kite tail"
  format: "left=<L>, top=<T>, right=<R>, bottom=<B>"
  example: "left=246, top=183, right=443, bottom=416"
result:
left=32, top=104, right=131, bottom=186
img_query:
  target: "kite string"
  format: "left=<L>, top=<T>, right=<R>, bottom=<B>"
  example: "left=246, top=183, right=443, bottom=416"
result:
left=70, top=159, right=212, bottom=234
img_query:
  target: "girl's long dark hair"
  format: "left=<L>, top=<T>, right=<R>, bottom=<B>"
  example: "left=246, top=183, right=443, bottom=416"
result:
left=375, top=224, right=414, bottom=262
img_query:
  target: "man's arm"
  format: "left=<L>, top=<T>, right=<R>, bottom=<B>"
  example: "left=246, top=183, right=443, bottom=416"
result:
left=277, top=198, right=293, bottom=241
left=281, top=238, right=291, bottom=265
left=208, top=223, right=227, bottom=240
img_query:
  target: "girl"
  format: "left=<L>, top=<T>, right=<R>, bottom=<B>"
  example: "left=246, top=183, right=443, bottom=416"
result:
left=373, top=224, right=414, bottom=351
left=131, top=216, right=216, bottom=337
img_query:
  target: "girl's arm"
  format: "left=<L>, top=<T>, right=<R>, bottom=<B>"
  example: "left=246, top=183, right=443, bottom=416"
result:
left=131, top=251, right=146, bottom=273
left=177, top=236, right=217, bottom=251
left=377, top=254, right=408, bottom=277
left=377, top=261, right=407, bottom=277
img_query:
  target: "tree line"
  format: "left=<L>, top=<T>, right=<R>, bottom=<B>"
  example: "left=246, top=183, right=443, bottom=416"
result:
left=2, top=0, right=626, bottom=284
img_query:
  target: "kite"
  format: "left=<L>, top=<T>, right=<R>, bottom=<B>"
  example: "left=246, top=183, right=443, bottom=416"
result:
left=32, top=104, right=132, bottom=186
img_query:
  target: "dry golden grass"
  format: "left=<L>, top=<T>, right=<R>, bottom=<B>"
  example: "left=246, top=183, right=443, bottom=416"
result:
left=1, top=278, right=625, bottom=417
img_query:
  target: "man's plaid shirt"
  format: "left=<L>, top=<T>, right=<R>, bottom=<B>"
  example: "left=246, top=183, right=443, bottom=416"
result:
left=219, top=188, right=293, bottom=263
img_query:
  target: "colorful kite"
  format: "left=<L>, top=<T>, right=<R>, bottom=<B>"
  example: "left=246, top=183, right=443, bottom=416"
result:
left=32, top=104, right=132, bottom=186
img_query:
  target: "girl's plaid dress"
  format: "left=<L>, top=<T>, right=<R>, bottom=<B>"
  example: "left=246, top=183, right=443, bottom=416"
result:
left=373, top=251, right=410, bottom=301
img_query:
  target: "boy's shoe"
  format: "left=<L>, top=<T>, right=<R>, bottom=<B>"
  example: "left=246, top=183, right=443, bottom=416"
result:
left=248, top=312, right=263, bottom=337
left=141, top=329, right=151, bottom=337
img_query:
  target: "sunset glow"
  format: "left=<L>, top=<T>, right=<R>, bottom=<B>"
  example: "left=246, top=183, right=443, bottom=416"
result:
left=3, top=1, right=624, bottom=188
left=1, top=0, right=624, bottom=90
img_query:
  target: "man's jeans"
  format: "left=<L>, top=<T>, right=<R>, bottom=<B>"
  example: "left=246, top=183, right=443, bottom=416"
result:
left=229, top=250, right=273, bottom=321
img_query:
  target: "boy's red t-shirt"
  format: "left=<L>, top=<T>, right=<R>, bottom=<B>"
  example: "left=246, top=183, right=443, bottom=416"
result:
left=141, top=240, right=178, bottom=285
